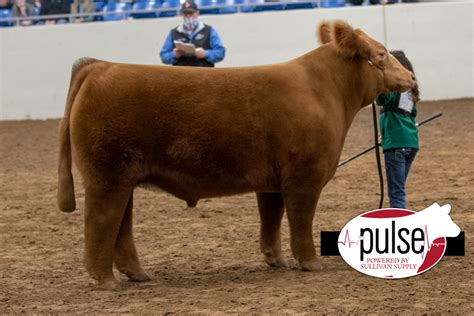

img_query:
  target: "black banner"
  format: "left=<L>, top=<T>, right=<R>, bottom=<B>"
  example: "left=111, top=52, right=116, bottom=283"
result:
left=320, top=231, right=465, bottom=256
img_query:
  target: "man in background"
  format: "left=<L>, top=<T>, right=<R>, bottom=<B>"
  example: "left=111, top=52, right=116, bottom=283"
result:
left=160, top=1, right=225, bottom=67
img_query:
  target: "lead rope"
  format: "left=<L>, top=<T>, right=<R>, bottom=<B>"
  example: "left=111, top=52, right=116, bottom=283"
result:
left=372, top=102, right=384, bottom=209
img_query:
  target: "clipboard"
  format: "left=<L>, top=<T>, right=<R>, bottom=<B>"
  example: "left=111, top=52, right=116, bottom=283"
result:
left=174, top=41, right=196, bottom=55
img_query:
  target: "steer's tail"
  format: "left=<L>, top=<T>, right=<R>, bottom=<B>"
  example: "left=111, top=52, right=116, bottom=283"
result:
left=57, top=57, right=98, bottom=213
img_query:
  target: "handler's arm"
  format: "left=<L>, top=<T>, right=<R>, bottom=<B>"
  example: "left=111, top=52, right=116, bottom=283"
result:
left=376, top=93, right=395, bottom=107
left=160, top=32, right=177, bottom=65
left=205, top=28, right=226, bottom=63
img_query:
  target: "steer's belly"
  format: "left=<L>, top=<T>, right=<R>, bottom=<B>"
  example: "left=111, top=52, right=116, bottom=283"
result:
left=139, top=171, right=279, bottom=206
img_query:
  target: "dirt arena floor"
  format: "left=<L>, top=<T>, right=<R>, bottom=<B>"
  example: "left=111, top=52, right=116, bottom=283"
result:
left=1, top=99, right=473, bottom=314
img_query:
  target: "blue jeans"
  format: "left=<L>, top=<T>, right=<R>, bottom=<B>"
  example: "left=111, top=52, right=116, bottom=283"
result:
left=383, top=148, right=418, bottom=209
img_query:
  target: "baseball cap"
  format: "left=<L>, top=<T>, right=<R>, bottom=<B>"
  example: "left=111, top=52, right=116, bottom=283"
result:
left=181, top=1, right=198, bottom=12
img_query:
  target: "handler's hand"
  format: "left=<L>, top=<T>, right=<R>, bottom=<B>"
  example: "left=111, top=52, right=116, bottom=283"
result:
left=195, top=48, right=207, bottom=59
left=173, top=48, right=184, bottom=59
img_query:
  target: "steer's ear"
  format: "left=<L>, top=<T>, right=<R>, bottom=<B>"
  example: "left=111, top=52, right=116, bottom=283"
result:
left=333, top=21, right=371, bottom=60
left=317, top=21, right=332, bottom=45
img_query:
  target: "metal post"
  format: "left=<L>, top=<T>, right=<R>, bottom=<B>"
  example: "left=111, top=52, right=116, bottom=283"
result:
left=382, top=0, right=387, bottom=46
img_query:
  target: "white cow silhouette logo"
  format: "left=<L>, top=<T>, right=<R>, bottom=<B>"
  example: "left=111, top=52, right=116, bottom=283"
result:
left=416, top=203, right=461, bottom=241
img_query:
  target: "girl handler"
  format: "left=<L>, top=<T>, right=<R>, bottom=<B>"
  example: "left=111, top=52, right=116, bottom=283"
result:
left=377, top=50, right=421, bottom=209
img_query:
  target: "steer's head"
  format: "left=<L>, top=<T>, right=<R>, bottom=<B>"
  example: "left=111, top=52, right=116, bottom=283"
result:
left=318, top=20, right=415, bottom=94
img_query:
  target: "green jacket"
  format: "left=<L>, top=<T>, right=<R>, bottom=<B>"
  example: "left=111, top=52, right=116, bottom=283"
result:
left=376, top=92, right=419, bottom=151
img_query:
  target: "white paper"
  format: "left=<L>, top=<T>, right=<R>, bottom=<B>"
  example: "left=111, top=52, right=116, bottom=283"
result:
left=174, top=41, right=196, bottom=55
left=398, top=91, right=414, bottom=113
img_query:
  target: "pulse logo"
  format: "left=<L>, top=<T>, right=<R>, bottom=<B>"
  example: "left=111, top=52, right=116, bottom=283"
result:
left=338, top=203, right=461, bottom=279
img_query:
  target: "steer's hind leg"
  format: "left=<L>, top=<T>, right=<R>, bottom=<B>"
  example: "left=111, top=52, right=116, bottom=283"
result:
left=84, top=187, right=132, bottom=290
left=114, top=191, right=150, bottom=282
left=257, top=192, right=287, bottom=267
left=282, top=181, right=322, bottom=272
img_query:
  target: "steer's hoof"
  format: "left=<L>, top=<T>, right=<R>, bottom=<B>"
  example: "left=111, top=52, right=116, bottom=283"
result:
left=186, top=199, right=198, bottom=208
left=127, top=270, right=151, bottom=282
left=300, top=260, right=323, bottom=272
left=265, top=255, right=288, bottom=268
left=97, top=280, right=121, bottom=291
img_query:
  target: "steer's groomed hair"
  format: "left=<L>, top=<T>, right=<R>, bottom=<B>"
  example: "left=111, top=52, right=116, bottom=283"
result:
left=390, top=50, right=420, bottom=102
left=317, top=21, right=371, bottom=61
left=332, top=21, right=371, bottom=60
left=317, top=21, right=332, bottom=45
